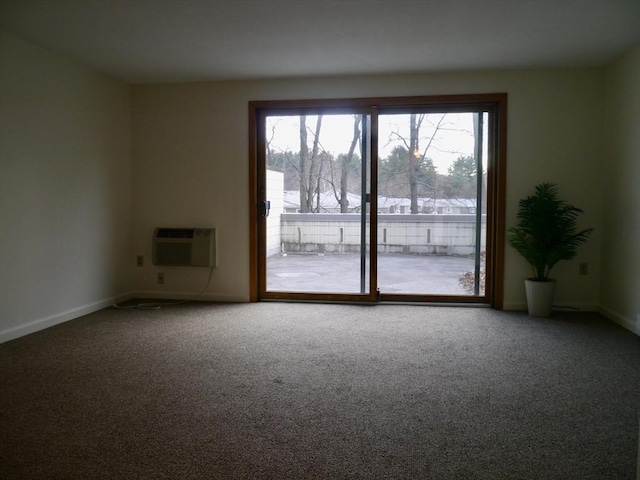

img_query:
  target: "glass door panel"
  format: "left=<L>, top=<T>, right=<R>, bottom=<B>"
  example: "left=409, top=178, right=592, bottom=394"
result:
left=264, top=113, right=372, bottom=295
left=377, top=111, right=488, bottom=297
left=253, top=94, right=505, bottom=306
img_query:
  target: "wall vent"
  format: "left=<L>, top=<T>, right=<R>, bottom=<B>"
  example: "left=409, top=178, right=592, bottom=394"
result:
left=152, top=228, right=216, bottom=267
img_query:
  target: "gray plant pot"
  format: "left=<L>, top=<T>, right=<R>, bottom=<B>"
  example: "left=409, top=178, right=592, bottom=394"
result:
left=525, top=279, right=556, bottom=317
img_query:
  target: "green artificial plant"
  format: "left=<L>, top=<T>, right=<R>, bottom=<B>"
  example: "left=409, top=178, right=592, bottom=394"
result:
left=507, top=183, right=593, bottom=281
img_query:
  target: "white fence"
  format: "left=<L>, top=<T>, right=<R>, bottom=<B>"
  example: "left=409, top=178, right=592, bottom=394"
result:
left=266, top=171, right=484, bottom=257
left=277, top=213, right=486, bottom=256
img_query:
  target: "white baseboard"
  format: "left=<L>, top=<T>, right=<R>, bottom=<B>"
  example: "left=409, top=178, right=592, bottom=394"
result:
left=503, top=302, right=599, bottom=313
left=599, top=305, right=640, bottom=336
left=0, top=292, right=135, bottom=344
left=503, top=302, right=527, bottom=312
left=505, top=302, right=638, bottom=336
left=1, top=290, right=247, bottom=343
left=129, top=291, right=249, bottom=304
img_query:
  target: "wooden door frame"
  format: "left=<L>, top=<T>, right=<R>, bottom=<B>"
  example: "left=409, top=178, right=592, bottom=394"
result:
left=249, top=93, right=507, bottom=308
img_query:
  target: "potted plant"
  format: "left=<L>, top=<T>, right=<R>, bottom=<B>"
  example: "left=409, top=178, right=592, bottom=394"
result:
left=507, top=183, right=593, bottom=317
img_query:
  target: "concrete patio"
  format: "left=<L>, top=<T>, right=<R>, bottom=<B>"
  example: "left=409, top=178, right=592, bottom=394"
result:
left=266, top=253, right=480, bottom=295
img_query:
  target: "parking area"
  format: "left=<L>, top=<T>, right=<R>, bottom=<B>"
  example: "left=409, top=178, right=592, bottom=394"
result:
left=266, top=253, right=478, bottom=295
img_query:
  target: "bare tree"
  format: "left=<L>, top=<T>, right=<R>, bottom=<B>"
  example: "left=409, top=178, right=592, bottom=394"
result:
left=387, top=114, right=446, bottom=213
left=265, top=118, right=279, bottom=165
left=339, top=115, right=361, bottom=213
left=408, top=114, right=422, bottom=213
left=299, top=115, right=323, bottom=213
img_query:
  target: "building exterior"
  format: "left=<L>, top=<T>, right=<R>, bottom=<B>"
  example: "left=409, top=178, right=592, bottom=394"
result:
left=281, top=189, right=477, bottom=214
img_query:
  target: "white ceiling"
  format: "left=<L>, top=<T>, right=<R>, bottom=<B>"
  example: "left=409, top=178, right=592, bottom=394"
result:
left=1, top=0, right=638, bottom=84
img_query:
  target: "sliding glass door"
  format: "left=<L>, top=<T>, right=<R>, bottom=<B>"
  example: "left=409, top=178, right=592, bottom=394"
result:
left=259, top=111, right=376, bottom=301
left=250, top=95, right=506, bottom=306
left=376, top=110, right=488, bottom=299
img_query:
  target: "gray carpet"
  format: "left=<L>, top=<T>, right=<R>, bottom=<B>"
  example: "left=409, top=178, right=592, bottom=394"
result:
left=0, top=303, right=638, bottom=479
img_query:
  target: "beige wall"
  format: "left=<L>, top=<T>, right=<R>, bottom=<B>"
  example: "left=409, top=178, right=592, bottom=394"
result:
left=601, top=46, right=640, bottom=334
left=131, top=68, right=604, bottom=309
left=3, top=30, right=637, bottom=341
left=0, top=32, right=132, bottom=341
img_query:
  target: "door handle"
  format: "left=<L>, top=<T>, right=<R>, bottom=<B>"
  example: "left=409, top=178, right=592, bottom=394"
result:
left=260, top=200, right=271, bottom=218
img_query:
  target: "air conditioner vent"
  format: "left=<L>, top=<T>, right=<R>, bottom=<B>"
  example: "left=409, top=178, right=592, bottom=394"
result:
left=156, top=228, right=195, bottom=239
left=152, top=227, right=216, bottom=267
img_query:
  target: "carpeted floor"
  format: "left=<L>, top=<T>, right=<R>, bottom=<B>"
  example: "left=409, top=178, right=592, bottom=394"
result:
left=0, top=302, right=638, bottom=479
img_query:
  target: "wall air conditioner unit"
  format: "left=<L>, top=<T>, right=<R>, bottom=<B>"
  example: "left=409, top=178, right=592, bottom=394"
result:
left=152, top=228, right=216, bottom=267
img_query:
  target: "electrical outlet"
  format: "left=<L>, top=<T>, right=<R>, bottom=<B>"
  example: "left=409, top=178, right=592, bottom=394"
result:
left=579, top=262, right=588, bottom=276
left=136, top=255, right=144, bottom=267
left=157, top=272, right=165, bottom=285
